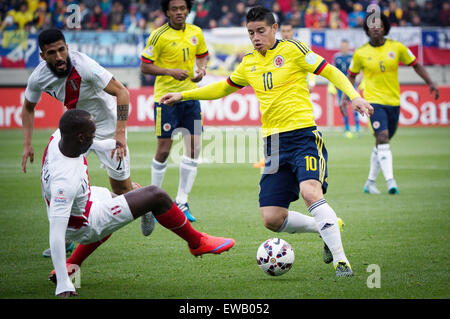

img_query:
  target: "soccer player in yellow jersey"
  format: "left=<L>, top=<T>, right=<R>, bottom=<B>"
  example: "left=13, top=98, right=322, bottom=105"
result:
left=139, top=0, right=209, bottom=229
left=161, top=7, right=374, bottom=277
left=253, top=21, right=315, bottom=169
left=341, top=13, right=439, bottom=195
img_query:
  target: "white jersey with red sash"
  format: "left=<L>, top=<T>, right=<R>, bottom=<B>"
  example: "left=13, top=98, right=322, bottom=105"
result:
left=41, top=129, right=93, bottom=232
left=25, top=50, right=116, bottom=140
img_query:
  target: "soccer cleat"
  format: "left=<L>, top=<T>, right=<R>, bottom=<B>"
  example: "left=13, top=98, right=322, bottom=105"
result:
left=49, top=263, right=79, bottom=284
left=140, top=212, right=156, bottom=236
left=175, top=201, right=196, bottom=222
left=363, top=180, right=381, bottom=194
left=189, top=233, right=235, bottom=257
left=323, top=217, right=345, bottom=264
left=387, top=179, right=399, bottom=195
left=335, top=260, right=354, bottom=277
left=253, top=157, right=265, bottom=168
left=42, top=241, right=75, bottom=258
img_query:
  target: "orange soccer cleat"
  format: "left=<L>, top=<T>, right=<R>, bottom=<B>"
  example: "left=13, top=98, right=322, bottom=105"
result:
left=253, top=157, right=265, bottom=168
left=189, top=233, right=235, bottom=257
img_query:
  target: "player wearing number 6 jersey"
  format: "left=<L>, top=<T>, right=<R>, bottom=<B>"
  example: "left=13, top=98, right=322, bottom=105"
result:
left=43, top=109, right=234, bottom=297
left=161, top=6, right=374, bottom=277
left=341, top=12, right=439, bottom=195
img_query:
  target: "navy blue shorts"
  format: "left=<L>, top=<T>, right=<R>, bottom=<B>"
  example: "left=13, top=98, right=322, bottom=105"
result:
left=259, top=127, right=328, bottom=208
left=370, top=104, right=400, bottom=139
left=154, top=100, right=202, bottom=138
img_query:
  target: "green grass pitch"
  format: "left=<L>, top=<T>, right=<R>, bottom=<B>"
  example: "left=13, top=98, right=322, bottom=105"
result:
left=0, top=127, right=449, bottom=299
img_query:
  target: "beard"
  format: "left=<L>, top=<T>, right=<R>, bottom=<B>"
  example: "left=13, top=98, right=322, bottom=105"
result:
left=48, top=54, right=73, bottom=78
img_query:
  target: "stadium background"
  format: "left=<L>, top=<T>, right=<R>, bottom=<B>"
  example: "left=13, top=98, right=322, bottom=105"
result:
left=0, top=0, right=449, bottom=302
left=0, top=0, right=449, bottom=130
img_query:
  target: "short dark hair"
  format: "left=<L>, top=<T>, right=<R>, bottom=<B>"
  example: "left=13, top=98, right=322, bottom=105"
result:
left=280, top=21, right=293, bottom=28
left=59, top=109, right=92, bottom=136
left=363, top=13, right=391, bottom=36
left=160, top=0, right=193, bottom=14
left=246, top=6, right=276, bottom=25
left=38, top=29, right=66, bottom=51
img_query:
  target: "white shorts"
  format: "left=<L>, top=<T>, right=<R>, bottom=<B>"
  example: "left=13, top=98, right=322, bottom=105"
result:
left=66, top=186, right=134, bottom=244
left=89, top=146, right=131, bottom=181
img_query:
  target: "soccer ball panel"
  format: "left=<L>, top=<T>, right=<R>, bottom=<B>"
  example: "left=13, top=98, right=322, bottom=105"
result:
left=256, top=238, right=294, bottom=276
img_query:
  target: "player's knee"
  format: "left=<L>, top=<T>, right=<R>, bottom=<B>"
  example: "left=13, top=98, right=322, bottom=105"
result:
left=261, top=210, right=284, bottom=232
left=155, top=151, right=170, bottom=163
left=375, top=131, right=389, bottom=145
left=300, top=180, right=323, bottom=207
left=110, top=178, right=133, bottom=195
left=143, top=185, right=173, bottom=214
left=191, top=145, right=201, bottom=158
left=111, top=183, right=132, bottom=195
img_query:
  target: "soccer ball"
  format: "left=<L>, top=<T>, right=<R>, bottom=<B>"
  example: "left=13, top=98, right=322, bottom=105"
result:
left=256, top=238, right=295, bottom=276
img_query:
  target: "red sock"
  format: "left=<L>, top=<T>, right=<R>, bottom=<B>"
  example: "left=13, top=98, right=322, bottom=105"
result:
left=155, top=202, right=203, bottom=249
left=66, top=234, right=111, bottom=266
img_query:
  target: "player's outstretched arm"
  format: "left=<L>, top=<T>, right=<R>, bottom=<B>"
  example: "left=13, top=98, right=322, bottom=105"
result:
left=351, top=97, right=373, bottom=118
left=160, top=79, right=240, bottom=106
left=21, top=98, right=37, bottom=173
left=339, top=74, right=357, bottom=117
left=49, top=215, right=77, bottom=297
left=412, top=63, right=439, bottom=100
left=103, top=77, right=130, bottom=160
left=140, top=61, right=188, bottom=81
left=320, top=64, right=373, bottom=117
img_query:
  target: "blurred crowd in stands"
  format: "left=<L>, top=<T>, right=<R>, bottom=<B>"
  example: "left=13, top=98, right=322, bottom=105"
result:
left=0, top=0, right=449, bottom=33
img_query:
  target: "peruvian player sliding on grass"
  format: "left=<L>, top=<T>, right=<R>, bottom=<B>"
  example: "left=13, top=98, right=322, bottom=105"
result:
left=42, top=109, right=235, bottom=297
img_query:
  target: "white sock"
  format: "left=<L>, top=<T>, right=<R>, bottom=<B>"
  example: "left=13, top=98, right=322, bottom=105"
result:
left=377, top=144, right=394, bottom=181
left=308, top=199, right=348, bottom=266
left=368, top=146, right=380, bottom=182
left=151, top=158, right=167, bottom=187
left=176, top=155, right=198, bottom=204
left=277, top=211, right=318, bottom=234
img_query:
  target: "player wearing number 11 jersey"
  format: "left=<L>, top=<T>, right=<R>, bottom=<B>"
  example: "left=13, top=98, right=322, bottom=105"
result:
left=140, top=0, right=209, bottom=226
left=161, top=6, right=374, bottom=277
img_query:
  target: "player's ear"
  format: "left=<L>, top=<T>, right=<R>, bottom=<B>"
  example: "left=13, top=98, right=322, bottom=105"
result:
left=77, top=131, right=85, bottom=143
left=272, top=23, right=278, bottom=34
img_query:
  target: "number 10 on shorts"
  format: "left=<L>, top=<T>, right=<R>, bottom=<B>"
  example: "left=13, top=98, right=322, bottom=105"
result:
left=304, top=156, right=317, bottom=171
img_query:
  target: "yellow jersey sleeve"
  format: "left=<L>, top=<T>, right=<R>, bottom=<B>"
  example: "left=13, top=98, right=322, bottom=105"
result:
left=227, top=58, right=249, bottom=88
left=288, top=40, right=329, bottom=75
left=140, top=25, right=169, bottom=64
left=348, top=51, right=362, bottom=76
left=195, top=30, right=209, bottom=58
left=398, top=42, right=417, bottom=66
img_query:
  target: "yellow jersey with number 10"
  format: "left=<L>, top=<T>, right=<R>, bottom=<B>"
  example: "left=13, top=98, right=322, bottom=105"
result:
left=348, top=39, right=417, bottom=106
left=227, top=39, right=329, bottom=137
left=140, top=23, right=209, bottom=101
